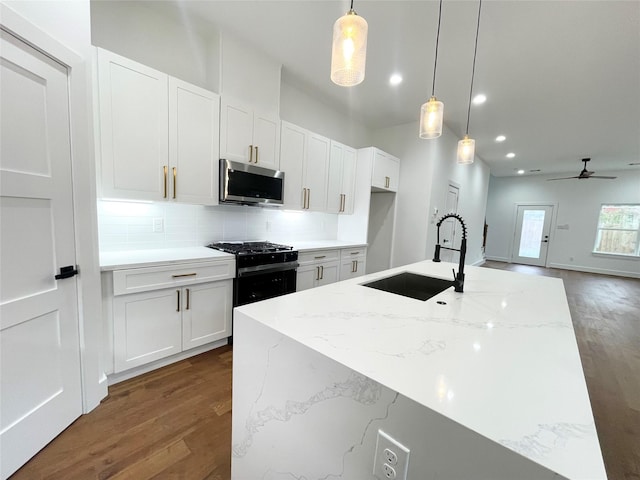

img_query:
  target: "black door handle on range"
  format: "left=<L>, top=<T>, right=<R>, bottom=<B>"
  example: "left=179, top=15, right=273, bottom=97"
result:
left=55, top=265, right=78, bottom=280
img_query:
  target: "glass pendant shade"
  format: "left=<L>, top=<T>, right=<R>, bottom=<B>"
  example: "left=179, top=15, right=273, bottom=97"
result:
left=457, top=135, right=475, bottom=164
left=331, top=10, right=368, bottom=87
left=419, top=96, right=444, bottom=139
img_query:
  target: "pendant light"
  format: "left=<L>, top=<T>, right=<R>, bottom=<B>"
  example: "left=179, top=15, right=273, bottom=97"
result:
left=457, top=0, right=483, bottom=164
left=419, top=0, right=444, bottom=139
left=331, top=0, right=368, bottom=87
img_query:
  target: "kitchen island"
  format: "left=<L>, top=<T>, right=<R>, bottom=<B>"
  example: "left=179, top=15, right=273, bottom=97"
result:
left=231, top=260, right=606, bottom=479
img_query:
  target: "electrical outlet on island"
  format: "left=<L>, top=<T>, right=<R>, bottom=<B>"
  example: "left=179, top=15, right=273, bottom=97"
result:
left=373, top=430, right=410, bottom=480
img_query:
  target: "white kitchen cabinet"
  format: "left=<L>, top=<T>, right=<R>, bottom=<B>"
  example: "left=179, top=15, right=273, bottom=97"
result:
left=106, top=258, right=234, bottom=374
left=372, top=149, right=400, bottom=192
left=327, top=141, right=357, bottom=214
left=113, top=288, right=183, bottom=372
left=339, top=247, right=367, bottom=280
left=182, top=281, right=232, bottom=350
left=219, top=96, right=280, bottom=170
left=296, top=249, right=340, bottom=291
left=279, top=121, right=330, bottom=211
left=97, top=48, right=220, bottom=204
left=97, top=48, right=168, bottom=201
left=169, top=77, right=220, bottom=205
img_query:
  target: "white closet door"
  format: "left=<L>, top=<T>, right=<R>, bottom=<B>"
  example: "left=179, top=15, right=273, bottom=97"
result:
left=0, top=29, right=82, bottom=479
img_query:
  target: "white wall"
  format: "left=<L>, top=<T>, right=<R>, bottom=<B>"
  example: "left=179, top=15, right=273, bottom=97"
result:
left=97, top=201, right=339, bottom=252
left=486, top=170, right=640, bottom=278
left=373, top=122, right=490, bottom=268
left=280, top=81, right=372, bottom=148
left=90, top=0, right=215, bottom=90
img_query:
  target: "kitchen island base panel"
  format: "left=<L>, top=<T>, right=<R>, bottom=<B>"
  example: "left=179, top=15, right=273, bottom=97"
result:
left=231, top=315, right=563, bottom=479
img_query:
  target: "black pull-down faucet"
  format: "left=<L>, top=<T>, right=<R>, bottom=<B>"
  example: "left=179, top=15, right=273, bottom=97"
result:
left=432, top=213, right=467, bottom=292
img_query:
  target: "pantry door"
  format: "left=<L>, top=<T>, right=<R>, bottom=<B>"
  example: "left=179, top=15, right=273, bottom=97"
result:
left=511, top=205, right=554, bottom=267
left=0, top=25, right=83, bottom=479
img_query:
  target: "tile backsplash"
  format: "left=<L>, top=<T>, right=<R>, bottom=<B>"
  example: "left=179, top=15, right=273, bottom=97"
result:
left=97, top=200, right=338, bottom=252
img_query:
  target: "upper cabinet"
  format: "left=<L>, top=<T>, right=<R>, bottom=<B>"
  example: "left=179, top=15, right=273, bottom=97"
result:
left=219, top=96, right=280, bottom=170
left=327, top=141, right=357, bottom=214
left=279, top=121, right=329, bottom=211
left=371, top=149, right=400, bottom=192
left=169, top=78, right=220, bottom=205
left=97, top=48, right=219, bottom=205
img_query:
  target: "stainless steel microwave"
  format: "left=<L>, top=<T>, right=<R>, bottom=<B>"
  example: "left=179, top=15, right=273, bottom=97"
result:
left=219, top=159, right=285, bottom=206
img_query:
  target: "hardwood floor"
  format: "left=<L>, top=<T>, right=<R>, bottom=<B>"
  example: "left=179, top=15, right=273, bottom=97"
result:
left=10, top=346, right=233, bottom=480
left=10, top=263, right=640, bottom=479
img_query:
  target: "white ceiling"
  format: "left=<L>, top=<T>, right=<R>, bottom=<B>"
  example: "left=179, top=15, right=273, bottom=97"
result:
left=159, top=0, right=639, bottom=177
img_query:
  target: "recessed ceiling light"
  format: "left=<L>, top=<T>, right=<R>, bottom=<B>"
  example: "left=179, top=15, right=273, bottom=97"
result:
left=506, top=152, right=516, bottom=158
left=495, top=135, right=506, bottom=142
left=517, top=169, right=525, bottom=175
left=389, top=74, right=403, bottom=86
left=472, top=94, right=487, bottom=105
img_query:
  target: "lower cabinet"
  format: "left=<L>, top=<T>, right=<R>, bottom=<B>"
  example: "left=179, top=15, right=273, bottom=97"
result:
left=113, top=280, right=232, bottom=373
left=339, top=247, right=367, bottom=280
left=104, top=258, right=235, bottom=375
left=297, top=249, right=340, bottom=291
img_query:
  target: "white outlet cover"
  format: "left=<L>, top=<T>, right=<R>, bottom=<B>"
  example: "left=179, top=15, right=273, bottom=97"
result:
left=374, top=430, right=410, bottom=480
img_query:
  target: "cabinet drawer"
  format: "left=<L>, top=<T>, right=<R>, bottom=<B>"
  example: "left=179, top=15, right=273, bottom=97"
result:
left=298, top=249, right=340, bottom=266
left=340, top=247, right=366, bottom=260
left=113, top=260, right=235, bottom=296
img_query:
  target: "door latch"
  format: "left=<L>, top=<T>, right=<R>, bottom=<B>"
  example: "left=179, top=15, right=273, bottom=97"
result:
left=55, top=265, right=78, bottom=280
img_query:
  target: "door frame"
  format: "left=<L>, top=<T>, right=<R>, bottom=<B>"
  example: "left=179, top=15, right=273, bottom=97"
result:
left=1, top=4, right=107, bottom=412
left=509, top=202, right=558, bottom=267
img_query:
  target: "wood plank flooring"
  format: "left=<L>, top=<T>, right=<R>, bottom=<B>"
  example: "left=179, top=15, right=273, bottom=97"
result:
left=9, top=262, right=640, bottom=479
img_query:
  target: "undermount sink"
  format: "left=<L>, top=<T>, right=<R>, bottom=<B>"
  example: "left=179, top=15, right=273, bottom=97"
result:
left=362, top=272, right=453, bottom=301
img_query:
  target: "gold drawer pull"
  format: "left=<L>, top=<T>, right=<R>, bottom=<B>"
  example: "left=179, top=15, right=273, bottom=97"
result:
left=314, top=255, right=326, bottom=259
left=163, top=165, right=168, bottom=198
left=350, top=251, right=360, bottom=255
left=172, top=167, right=177, bottom=199
left=172, top=273, right=197, bottom=278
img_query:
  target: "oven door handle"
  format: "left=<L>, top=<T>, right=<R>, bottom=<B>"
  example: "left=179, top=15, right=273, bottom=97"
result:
left=237, top=261, right=299, bottom=278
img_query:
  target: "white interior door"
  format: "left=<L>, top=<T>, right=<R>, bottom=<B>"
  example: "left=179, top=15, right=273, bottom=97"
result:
left=0, top=29, right=82, bottom=479
left=440, top=184, right=460, bottom=262
left=512, top=205, right=554, bottom=266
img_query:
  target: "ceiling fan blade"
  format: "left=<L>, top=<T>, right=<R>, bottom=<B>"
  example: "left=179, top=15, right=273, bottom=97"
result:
left=547, top=176, right=580, bottom=181
left=588, top=175, right=617, bottom=179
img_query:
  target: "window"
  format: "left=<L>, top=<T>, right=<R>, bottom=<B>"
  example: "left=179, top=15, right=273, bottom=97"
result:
left=593, top=204, right=640, bottom=257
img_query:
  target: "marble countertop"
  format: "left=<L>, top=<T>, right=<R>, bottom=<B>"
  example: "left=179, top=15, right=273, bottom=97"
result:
left=99, top=247, right=235, bottom=271
left=288, top=240, right=367, bottom=252
left=235, top=260, right=607, bottom=479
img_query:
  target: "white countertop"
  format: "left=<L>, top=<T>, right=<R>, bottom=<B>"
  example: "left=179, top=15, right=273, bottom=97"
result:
left=99, top=247, right=234, bottom=271
left=235, top=260, right=606, bottom=479
left=99, top=241, right=366, bottom=271
left=288, top=240, right=367, bottom=251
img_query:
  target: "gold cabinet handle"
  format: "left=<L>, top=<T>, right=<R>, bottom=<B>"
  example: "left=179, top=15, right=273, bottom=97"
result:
left=255, top=145, right=259, bottom=163
left=350, top=251, right=360, bottom=255
left=385, top=176, right=390, bottom=188
left=172, top=167, right=177, bottom=199
left=306, top=189, right=311, bottom=209
left=186, top=288, right=190, bottom=310
left=302, top=188, right=307, bottom=209
left=163, top=166, right=168, bottom=198
left=314, top=255, right=326, bottom=259
left=342, top=194, right=346, bottom=212
left=316, top=266, right=320, bottom=281
left=320, top=265, right=324, bottom=279
left=176, top=289, right=180, bottom=312
left=249, top=145, right=254, bottom=163
left=172, top=272, right=197, bottom=278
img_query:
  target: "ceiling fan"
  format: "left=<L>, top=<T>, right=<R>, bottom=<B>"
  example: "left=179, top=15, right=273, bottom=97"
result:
left=547, top=158, right=617, bottom=181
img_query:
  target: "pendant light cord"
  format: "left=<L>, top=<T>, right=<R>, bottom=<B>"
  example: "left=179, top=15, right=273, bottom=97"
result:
left=350, top=0, right=354, bottom=11
left=431, top=0, right=443, bottom=97
left=465, top=0, right=482, bottom=134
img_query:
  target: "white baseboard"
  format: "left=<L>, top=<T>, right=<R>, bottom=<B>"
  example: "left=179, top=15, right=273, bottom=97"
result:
left=472, top=258, right=486, bottom=266
left=485, top=256, right=510, bottom=263
left=107, top=338, right=229, bottom=386
left=548, top=263, right=640, bottom=279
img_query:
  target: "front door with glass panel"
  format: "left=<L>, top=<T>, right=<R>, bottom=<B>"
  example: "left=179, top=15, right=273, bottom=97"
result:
left=512, top=205, right=554, bottom=266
